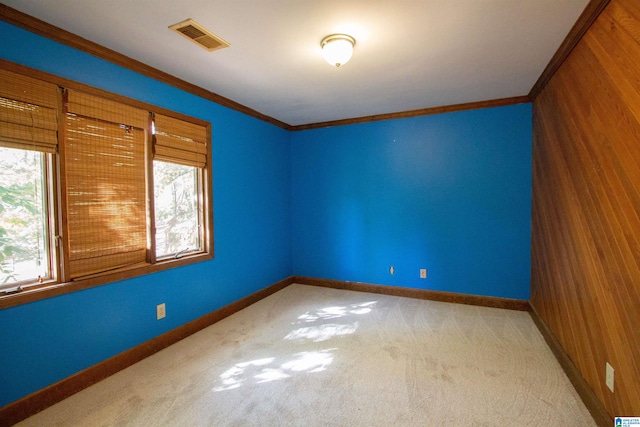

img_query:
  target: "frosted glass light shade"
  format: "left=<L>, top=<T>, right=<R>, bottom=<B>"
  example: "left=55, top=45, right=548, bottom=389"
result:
left=321, top=34, right=355, bottom=67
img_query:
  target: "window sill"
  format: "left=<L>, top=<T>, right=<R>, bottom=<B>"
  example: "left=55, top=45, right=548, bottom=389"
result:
left=0, top=252, right=213, bottom=310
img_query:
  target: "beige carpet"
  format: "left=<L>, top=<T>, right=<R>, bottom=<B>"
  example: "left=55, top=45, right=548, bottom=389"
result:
left=17, top=284, right=596, bottom=426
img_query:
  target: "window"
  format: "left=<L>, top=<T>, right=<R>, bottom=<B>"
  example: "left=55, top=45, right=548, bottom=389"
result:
left=153, top=161, right=201, bottom=259
left=0, top=65, right=213, bottom=302
left=0, top=68, right=59, bottom=290
left=0, top=147, right=52, bottom=285
left=152, top=112, right=208, bottom=260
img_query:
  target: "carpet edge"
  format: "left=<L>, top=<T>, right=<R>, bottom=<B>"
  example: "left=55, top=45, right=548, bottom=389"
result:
left=292, top=276, right=530, bottom=311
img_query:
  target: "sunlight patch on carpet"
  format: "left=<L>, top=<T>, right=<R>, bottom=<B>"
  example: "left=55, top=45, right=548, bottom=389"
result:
left=212, top=349, right=337, bottom=392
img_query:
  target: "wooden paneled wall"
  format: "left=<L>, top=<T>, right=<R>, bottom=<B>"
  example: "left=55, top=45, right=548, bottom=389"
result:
left=531, top=0, right=640, bottom=418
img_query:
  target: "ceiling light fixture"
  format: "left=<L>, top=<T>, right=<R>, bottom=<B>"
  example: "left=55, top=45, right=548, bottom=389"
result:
left=320, top=34, right=356, bottom=67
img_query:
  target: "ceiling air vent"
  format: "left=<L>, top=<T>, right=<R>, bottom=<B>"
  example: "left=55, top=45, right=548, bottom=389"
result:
left=169, top=19, right=230, bottom=52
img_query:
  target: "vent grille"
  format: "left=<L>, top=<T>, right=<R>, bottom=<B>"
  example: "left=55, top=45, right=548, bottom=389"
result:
left=169, top=19, right=230, bottom=52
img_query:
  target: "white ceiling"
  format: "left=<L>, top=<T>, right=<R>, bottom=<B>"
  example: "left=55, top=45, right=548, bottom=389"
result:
left=4, top=0, right=589, bottom=126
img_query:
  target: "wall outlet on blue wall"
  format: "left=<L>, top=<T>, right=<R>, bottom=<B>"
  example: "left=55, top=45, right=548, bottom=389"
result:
left=156, top=303, right=166, bottom=320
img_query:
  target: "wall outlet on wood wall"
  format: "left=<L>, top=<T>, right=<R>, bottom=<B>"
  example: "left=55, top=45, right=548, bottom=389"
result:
left=605, top=362, right=614, bottom=393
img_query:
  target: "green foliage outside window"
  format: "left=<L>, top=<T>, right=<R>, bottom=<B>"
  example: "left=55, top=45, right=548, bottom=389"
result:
left=153, top=160, right=200, bottom=258
left=0, top=147, right=48, bottom=285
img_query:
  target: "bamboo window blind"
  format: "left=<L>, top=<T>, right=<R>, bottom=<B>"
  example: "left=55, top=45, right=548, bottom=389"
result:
left=0, top=68, right=59, bottom=153
left=153, top=113, right=207, bottom=168
left=65, top=90, right=149, bottom=278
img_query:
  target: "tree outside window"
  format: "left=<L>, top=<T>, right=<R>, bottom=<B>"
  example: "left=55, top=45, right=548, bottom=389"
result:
left=0, top=147, right=49, bottom=285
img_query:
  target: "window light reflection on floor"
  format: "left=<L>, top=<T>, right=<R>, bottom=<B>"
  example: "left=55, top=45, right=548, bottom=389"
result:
left=213, top=350, right=337, bottom=392
left=214, top=357, right=275, bottom=391
left=212, top=301, right=378, bottom=392
left=282, top=349, right=335, bottom=373
left=296, top=301, right=377, bottom=323
left=284, top=322, right=359, bottom=342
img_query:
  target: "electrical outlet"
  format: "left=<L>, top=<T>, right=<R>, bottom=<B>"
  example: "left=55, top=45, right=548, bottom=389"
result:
left=420, top=268, right=427, bottom=279
left=157, top=303, right=166, bottom=320
left=389, top=266, right=395, bottom=275
left=606, top=362, right=614, bottom=392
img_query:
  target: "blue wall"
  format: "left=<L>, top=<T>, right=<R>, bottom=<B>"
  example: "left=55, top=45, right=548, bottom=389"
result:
left=0, top=19, right=532, bottom=410
left=291, top=105, right=532, bottom=300
left=0, top=22, right=292, bottom=407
